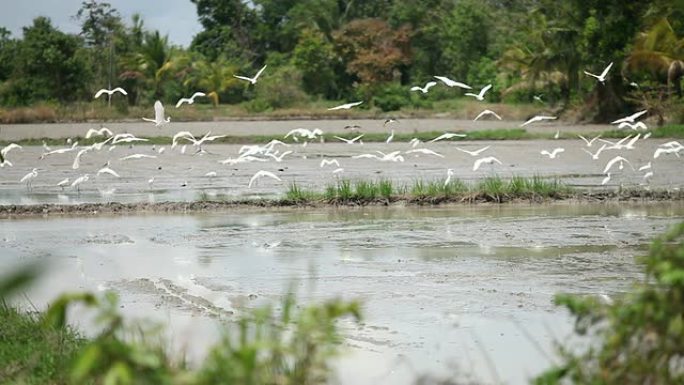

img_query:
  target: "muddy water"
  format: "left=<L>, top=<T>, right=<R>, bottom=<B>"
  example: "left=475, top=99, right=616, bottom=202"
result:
left=2, top=203, right=682, bottom=384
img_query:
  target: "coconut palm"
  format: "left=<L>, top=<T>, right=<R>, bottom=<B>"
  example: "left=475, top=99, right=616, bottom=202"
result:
left=184, top=56, right=242, bottom=106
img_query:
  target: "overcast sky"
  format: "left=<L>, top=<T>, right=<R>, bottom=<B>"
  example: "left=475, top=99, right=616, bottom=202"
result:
left=0, top=0, right=202, bottom=47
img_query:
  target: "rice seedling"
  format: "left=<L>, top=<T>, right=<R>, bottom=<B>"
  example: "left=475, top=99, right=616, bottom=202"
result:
left=354, top=180, right=379, bottom=200
left=378, top=179, right=393, bottom=200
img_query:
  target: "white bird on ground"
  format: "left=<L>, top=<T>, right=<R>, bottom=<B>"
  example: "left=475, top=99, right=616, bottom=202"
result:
left=328, top=101, right=363, bottom=110
left=94, top=87, right=127, bottom=99
left=433, top=76, right=472, bottom=89
left=42, top=141, right=51, bottom=152
left=405, top=148, right=445, bottom=158
left=175, top=92, right=206, bottom=108
left=638, top=162, right=652, bottom=171
left=142, top=100, right=170, bottom=127
left=618, top=121, right=648, bottom=131
left=582, top=144, right=607, bottom=160
left=248, top=170, right=282, bottom=188
left=97, top=165, right=120, bottom=178
left=578, top=134, right=602, bottom=147
left=20, top=168, right=38, bottom=190
left=464, top=84, right=493, bottom=101
left=520, top=115, right=557, bottom=127
left=473, top=156, right=502, bottom=171
left=1, top=143, right=22, bottom=158
left=429, top=132, right=466, bottom=142
left=386, top=129, right=395, bottom=144
left=333, top=134, right=364, bottom=144
left=57, top=178, right=70, bottom=189
left=554, top=129, right=561, bottom=139
left=233, top=65, right=267, bottom=85
left=603, top=156, right=633, bottom=174
left=444, top=169, right=455, bottom=187
left=474, top=109, right=502, bottom=121
left=408, top=138, right=421, bottom=148
left=85, top=127, right=113, bottom=139
left=540, top=147, right=565, bottom=159
left=611, top=110, right=648, bottom=125
left=320, top=159, right=340, bottom=168
left=120, top=154, right=157, bottom=161
left=584, top=62, right=613, bottom=84
left=204, top=171, right=217, bottom=178
left=410, top=81, right=437, bottom=94
left=455, top=145, right=491, bottom=157
left=71, top=174, right=89, bottom=192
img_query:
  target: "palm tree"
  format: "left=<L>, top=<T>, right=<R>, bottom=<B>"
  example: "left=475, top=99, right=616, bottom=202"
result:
left=185, top=56, right=241, bottom=106
left=119, top=30, right=176, bottom=101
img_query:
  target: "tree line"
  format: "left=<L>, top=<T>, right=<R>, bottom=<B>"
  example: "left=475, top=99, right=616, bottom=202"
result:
left=0, top=0, right=682, bottom=121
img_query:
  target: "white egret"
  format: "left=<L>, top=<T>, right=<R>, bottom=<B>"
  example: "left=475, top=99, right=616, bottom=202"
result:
left=233, top=65, right=267, bottom=85
left=1, top=143, right=22, bottom=158
left=444, top=169, right=455, bottom=187
left=433, top=76, right=472, bottom=89
left=520, top=115, right=557, bottom=127
left=20, top=168, right=38, bottom=190
left=71, top=174, right=89, bottom=193
left=464, top=84, right=492, bottom=101
left=265, top=151, right=292, bottom=162
left=618, top=121, right=647, bottom=131
left=333, top=134, right=364, bottom=144
left=455, top=145, right=491, bottom=157
left=578, top=134, right=602, bottom=147
left=344, top=124, right=362, bottom=132
left=581, top=144, right=607, bottom=160
left=320, top=159, right=340, bottom=168
left=405, top=148, right=444, bottom=158
left=120, top=154, right=157, bottom=161
left=175, top=92, right=207, bottom=108
left=94, top=87, right=127, bottom=99
left=472, top=156, right=502, bottom=171
left=72, top=148, right=90, bottom=170
left=85, top=127, right=113, bottom=139
left=142, top=100, right=170, bottom=127
left=601, top=173, right=611, bottom=185
left=638, top=162, right=651, bottom=171
left=643, top=171, right=654, bottom=181
left=540, top=148, right=565, bottom=159
left=172, top=131, right=197, bottom=148
left=332, top=168, right=344, bottom=174
left=0, top=159, right=12, bottom=167
left=429, top=132, right=466, bottom=142
left=248, top=170, right=282, bottom=188
left=386, top=129, right=395, bottom=144
left=584, top=62, right=613, bottom=84
left=327, top=101, right=363, bottom=110
left=205, top=171, right=217, bottom=178
left=408, top=138, right=422, bottom=148
left=603, top=156, right=633, bottom=174
left=410, top=81, right=437, bottom=94
left=57, top=178, right=70, bottom=189
left=97, top=166, right=120, bottom=178
left=474, top=109, right=502, bottom=121
left=611, top=110, right=647, bottom=125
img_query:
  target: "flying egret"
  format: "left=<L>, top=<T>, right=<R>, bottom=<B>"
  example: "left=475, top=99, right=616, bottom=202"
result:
left=333, top=134, right=364, bottom=144
left=248, top=170, right=282, bottom=188
left=455, top=145, right=491, bottom=157
left=265, top=151, right=292, bottom=162
left=623, top=133, right=641, bottom=150
left=603, top=156, right=633, bottom=174
left=175, top=92, right=207, bottom=108
left=386, top=129, right=395, bottom=144
left=71, top=174, right=89, bottom=193
left=94, top=87, right=127, bottom=99
left=377, top=151, right=405, bottom=162
left=533, top=94, right=544, bottom=103
left=410, top=81, right=437, bottom=94
left=611, top=110, right=647, bottom=125
left=332, top=168, right=344, bottom=174
left=20, top=168, right=38, bottom=190
left=344, top=124, right=362, bottom=132
left=57, top=178, right=70, bottom=189
left=433, top=76, right=472, bottom=89
left=429, top=132, right=466, bottom=142
left=405, top=148, right=445, bottom=158
left=474, top=109, right=502, bottom=121
left=643, top=171, right=654, bottom=181
left=85, top=127, right=113, bottom=139
left=540, top=148, right=565, bottom=159
left=638, top=162, right=651, bottom=171
left=408, top=138, right=422, bottom=148
left=1, top=143, right=22, bottom=158
left=320, top=159, right=340, bottom=168
left=285, top=128, right=323, bottom=140
left=618, top=121, right=647, bottom=131
left=233, top=65, right=267, bottom=85
left=328, top=101, right=363, bottom=110
left=0, top=159, right=11, bottom=167
left=97, top=165, right=120, bottom=178
left=520, top=115, right=557, bottom=127
left=142, top=100, right=170, bottom=127
left=72, top=148, right=90, bottom=170
left=601, top=173, right=611, bottom=185
left=578, top=134, right=602, bottom=147
left=204, top=171, right=217, bottom=178
left=464, top=84, right=492, bottom=101
left=600, top=134, right=634, bottom=150
left=581, top=144, right=607, bottom=160
left=472, top=156, right=502, bottom=171
left=120, top=154, right=157, bottom=161
left=584, top=62, right=613, bottom=84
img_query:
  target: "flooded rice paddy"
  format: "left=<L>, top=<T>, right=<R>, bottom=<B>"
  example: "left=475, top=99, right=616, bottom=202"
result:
left=2, top=203, right=683, bottom=384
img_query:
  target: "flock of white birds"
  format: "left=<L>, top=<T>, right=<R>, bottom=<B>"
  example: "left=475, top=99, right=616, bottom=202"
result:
left=1, top=60, right=681, bottom=197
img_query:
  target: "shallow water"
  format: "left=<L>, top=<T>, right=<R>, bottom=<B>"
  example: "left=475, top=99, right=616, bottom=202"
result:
left=1, top=203, right=683, bottom=384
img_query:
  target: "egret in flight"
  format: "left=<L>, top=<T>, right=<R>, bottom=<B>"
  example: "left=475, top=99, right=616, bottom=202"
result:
left=248, top=170, right=282, bottom=188
left=584, top=62, right=613, bottom=84
left=464, top=84, right=493, bottom=101
left=176, top=92, right=207, bottom=108
left=410, top=81, right=437, bottom=94
left=520, top=115, right=557, bottom=127
left=233, top=65, right=267, bottom=85
left=433, top=76, right=471, bottom=89
left=142, top=100, right=170, bottom=127
left=328, top=101, right=363, bottom=111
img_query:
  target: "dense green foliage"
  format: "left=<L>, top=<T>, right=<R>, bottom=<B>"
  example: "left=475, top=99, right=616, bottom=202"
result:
left=1, top=1, right=684, bottom=120
left=537, top=221, right=684, bottom=384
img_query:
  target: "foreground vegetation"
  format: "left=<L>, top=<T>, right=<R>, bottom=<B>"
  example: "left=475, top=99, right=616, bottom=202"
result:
left=2, top=220, right=684, bottom=384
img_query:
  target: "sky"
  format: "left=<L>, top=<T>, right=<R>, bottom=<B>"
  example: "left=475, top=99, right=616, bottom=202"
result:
left=0, top=0, right=203, bottom=47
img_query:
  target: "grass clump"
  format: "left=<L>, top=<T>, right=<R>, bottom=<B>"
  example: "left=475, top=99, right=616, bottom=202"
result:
left=286, top=182, right=321, bottom=203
